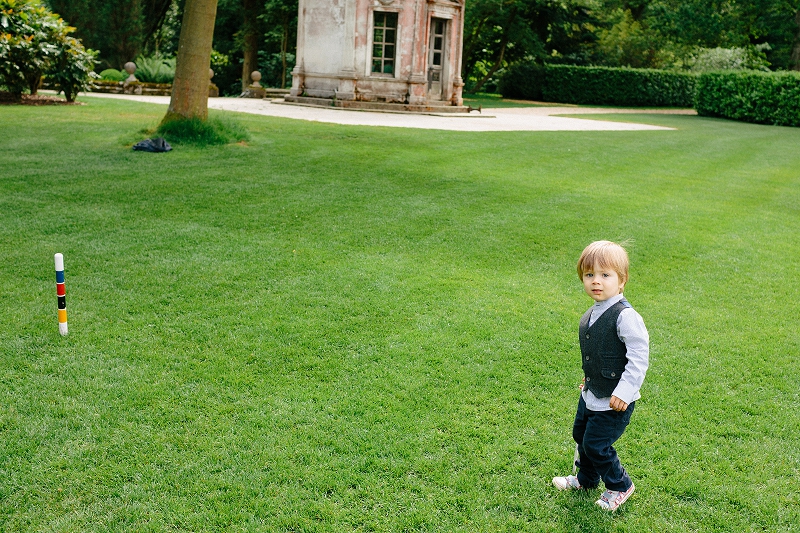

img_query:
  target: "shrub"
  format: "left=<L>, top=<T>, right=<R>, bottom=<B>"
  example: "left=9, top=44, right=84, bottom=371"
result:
left=497, top=62, right=697, bottom=107
left=690, top=46, right=771, bottom=73
left=0, top=0, right=61, bottom=97
left=695, top=70, right=800, bottom=127
left=98, top=68, right=126, bottom=81
left=0, top=0, right=95, bottom=100
left=48, top=35, right=98, bottom=101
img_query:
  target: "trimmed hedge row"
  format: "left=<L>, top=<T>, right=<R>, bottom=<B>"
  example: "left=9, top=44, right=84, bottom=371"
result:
left=497, top=62, right=547, bottom=101
left=695, top=71, right=800, bottom=127
left=498, top=63, right=697, bottom=107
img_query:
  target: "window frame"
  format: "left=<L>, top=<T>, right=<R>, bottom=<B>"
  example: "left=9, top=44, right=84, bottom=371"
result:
left=370, top=11, right=398, bottom=77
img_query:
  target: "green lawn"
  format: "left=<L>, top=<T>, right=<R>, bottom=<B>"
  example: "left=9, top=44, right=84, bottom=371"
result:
left=462, top=93, right=549, bottom=108
left=1, top=97, right=799, bottom=532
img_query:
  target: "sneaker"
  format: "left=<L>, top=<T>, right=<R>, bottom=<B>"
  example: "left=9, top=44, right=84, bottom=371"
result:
left=595, top=483, right=635, bottom=511
left=552, top=475, right=583, bottom=490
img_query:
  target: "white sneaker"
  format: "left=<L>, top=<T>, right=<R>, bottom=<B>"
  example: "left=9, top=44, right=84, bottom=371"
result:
left=595, top=483, right=635, bottom=511
left=552, top=475, right=583, bottom=490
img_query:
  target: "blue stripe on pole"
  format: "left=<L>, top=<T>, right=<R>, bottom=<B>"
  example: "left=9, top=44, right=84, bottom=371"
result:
left=56, top=270, right=65, bottom=283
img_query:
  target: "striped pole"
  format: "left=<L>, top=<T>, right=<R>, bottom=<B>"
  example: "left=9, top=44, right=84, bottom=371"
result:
left=55, top=253, right=68, bottom=336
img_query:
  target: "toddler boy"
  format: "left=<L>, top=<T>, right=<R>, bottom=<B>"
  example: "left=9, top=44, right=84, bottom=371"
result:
left=552, top=240, right=649, bottom=511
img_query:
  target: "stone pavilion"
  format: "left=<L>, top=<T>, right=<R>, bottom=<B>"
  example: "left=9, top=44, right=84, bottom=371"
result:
left=285, top=0, right=467, bottom=112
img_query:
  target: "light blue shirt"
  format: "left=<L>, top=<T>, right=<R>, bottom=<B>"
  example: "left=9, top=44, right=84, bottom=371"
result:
left=581, top=293, right=649, bottom=411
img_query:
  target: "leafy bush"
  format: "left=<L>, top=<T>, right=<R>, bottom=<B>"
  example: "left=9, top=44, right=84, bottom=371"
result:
left=48, top=35, right=98, bottom=101
left=0, top=0, right=95, bottom=100
left=497, top=62, right=697, bottom=107
left=695, top=70, right=800, bottom=127
left=98, top=68, right=125, bottom=81
left=0, top=0, right=61, bottom=97
left=133, top=55, right=176, bottom=84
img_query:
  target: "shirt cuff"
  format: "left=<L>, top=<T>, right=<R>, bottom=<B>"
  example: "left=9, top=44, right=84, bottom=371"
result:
left=611, top=381, right=638, bottom=404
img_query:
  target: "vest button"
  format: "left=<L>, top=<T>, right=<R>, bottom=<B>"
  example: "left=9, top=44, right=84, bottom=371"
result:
left=585, top=334, right=590, bottom=339
left=586, top=377, right=591, bottom=381
left=611, top=372, right=616, bottom=377
left=585, top=356, right=590, bottom=360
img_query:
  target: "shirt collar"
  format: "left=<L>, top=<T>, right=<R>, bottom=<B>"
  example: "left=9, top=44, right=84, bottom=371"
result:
left=592, top=293, right=625, bottom=315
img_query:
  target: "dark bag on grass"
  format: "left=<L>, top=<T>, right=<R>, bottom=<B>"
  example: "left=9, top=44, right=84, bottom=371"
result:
left=133, top=137, right=172, bottom=152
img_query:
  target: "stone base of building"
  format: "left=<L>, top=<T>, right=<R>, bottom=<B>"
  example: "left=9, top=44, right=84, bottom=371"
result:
left=283, top=95, right=469, bottom=114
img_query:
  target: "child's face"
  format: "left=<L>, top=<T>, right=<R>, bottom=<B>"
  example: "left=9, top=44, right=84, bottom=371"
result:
left=582, top=263, right=625, bottom=302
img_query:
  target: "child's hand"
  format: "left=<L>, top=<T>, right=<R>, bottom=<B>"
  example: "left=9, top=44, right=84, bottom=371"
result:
left=609, top=396, right=628, bottom=412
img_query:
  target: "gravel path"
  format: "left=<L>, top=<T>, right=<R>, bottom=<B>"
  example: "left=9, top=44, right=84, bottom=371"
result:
left=79, top=92, right=696, bottom=132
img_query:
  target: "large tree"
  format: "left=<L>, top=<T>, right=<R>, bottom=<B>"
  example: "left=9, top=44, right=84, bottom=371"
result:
left=162, top=0, right=218, bottom=122
left=239, top=0, right=260, bottom=90
left=462, top=0, right=595, bottom=91
left=612, top=0, right=800, bottom=69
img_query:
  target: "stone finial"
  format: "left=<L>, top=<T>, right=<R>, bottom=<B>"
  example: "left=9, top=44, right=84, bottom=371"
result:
left=123, top=61, right=137, bottom=83
left=239, top=70, right=266, bottom=98
left=209, top=68, right=214, bottom=80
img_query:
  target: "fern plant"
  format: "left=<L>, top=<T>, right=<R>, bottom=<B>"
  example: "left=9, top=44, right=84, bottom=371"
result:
left=133, top=55, right=176, bottom=84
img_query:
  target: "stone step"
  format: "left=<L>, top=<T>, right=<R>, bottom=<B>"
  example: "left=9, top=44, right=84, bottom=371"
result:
left=283, top=95, right=469, bottom=114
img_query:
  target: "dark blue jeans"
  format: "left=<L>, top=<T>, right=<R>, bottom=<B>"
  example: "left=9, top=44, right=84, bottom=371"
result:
left=572, top=395, right=635, bottom=492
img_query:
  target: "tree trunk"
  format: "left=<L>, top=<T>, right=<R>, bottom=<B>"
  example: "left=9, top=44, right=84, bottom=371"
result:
left=26, top=71, right=42, bottom=95
left=280, top=17, right=289, bottom=88
left=241, top=0, right=259, bottom=91
left=792, top=9, right=800, bottom=71
left=142, top=0, right=175, bottom=51
left=163, top=0, right=218, bottom=123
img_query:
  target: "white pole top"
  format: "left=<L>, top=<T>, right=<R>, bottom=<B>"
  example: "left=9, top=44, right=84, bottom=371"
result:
left=54, top=253, right=64, bottom=271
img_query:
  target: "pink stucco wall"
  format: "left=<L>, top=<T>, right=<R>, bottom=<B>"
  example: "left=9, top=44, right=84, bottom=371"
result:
left=290, top=0, right=464, bottom=106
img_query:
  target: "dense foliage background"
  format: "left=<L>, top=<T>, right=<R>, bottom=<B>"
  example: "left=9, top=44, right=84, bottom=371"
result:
left=35, top=0, right=800, bottom=96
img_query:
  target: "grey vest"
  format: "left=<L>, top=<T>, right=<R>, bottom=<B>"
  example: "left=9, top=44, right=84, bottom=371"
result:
left=579, top=299, right=631, bottom=398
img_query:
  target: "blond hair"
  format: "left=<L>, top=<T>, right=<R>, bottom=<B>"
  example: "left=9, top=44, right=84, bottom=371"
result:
left=577, top=240, right=630, bottom=285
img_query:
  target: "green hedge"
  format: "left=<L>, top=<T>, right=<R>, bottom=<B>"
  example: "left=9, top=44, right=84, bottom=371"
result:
left=695, top=71, right=800, bottom=127
left=496, top=62, right=545, bottom=101
left=498, top=63, right=697, bottom=107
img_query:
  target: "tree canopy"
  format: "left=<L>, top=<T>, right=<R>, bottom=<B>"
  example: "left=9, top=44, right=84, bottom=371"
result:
left=462, top=0, right=799, bottom=91
left=38, top=0, right=800, bottom=97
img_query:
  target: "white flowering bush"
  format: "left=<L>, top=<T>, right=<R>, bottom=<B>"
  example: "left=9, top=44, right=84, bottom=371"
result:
left=690, top=45, right=771, bottom=72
